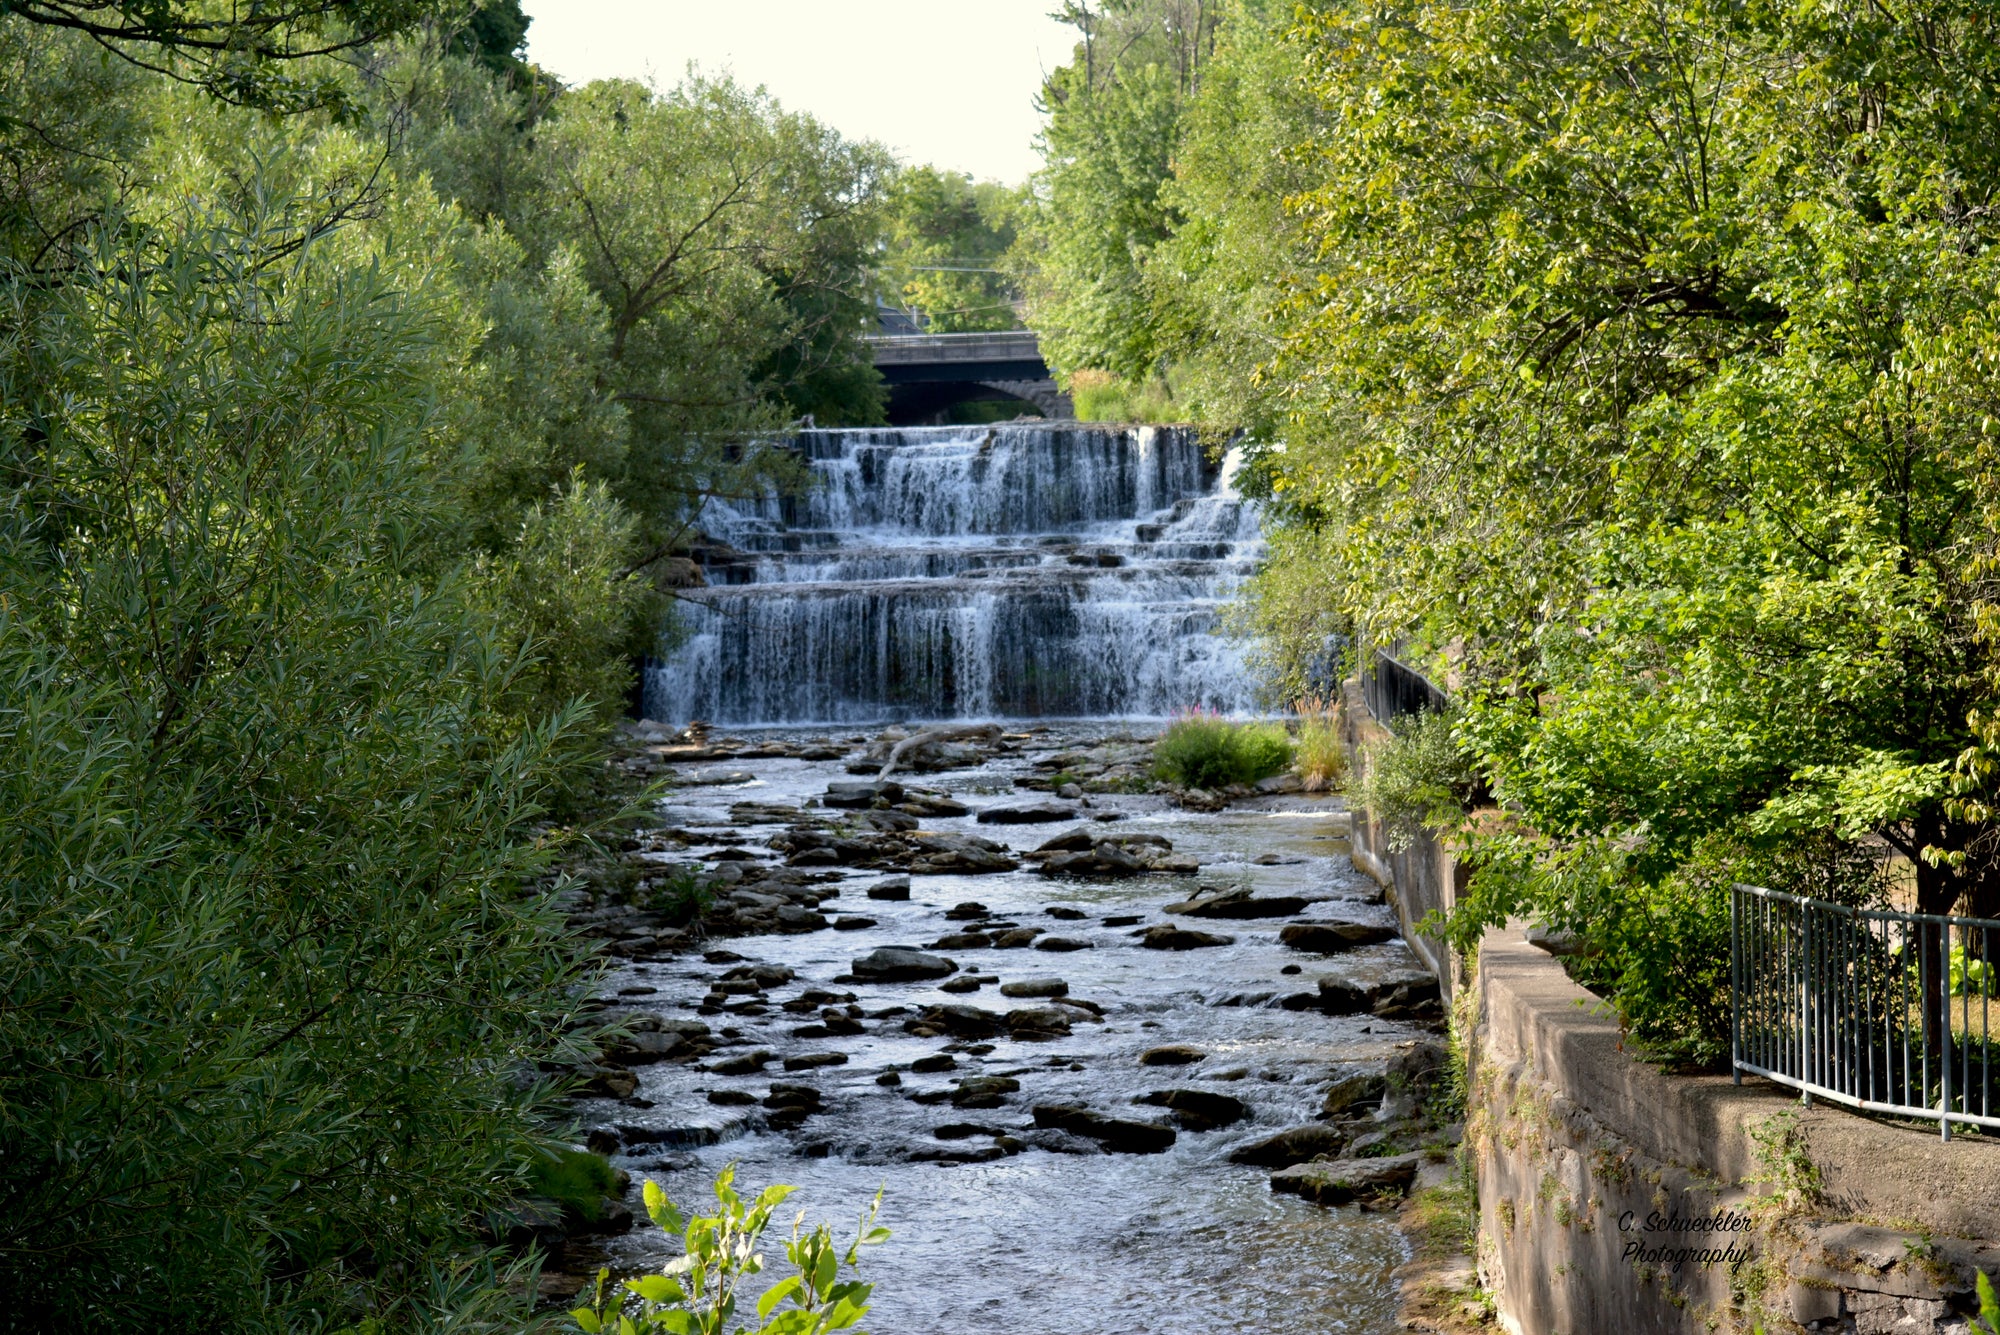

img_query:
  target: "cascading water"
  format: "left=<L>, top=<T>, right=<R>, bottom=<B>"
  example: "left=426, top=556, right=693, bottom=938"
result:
left=643, top=424, right=1263, bottom=724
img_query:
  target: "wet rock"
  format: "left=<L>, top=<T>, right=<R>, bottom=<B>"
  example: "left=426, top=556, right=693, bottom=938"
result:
left=1278, top=921, right=1398, bottom=953
left=1036, top=828, right=1173, bottom=854
left=1268, top=1153, right=1423, bottom=1206
left=1227, top=1125, right=1348, bottom=1167
left=723, top=965, right=795, bottom=989
left=866, top=876, right=912, bottom=901
left=899, top=791, right=972, bottom=817
left=578, top=1065, right=640, bottom=1099
left=1004, top=1006, right=1073, bottom=1039
left=1137, top=1088, right=1250, bottom=1131
left=1102, top=914, right=1143, bottom=927
left=1138, top=925, right=1235, bottom=951
left=851, top=947, right=957, bottom=982
left=949, top=1076, right=1021, bottom=1108
left=1387, top=1039, right=1451, bottom=1100
left=832, top=916, right=876, bottom=931
left=604, top=1030, right=690, bottom=1065
left=933, top=1122, right=1006, bottom=1140
left=1056, top=783, right=1085, bottom=799
left=1019, top=1128, right=1107, bottom=1155
left=1165, top=888, right=1311, bottom=919
left=1316, top=967, right=1442, bottom=1019
left=976, top=802, right=1077, bottom=824
left=939, top=975, right=984, bottom=994
left=1031, top=1104, right=1176, bottom=1154
left=1034, top=936, right=1094, bottom=953
left=910, top=1053, right=957, bottom=1074
left=991, top=928, right=1045, bottom=948
left=782, top=1052, right=848, bottom=1071
left=775, top=905, right=829, bottom=931
left=1254, top=773, right=1304, bottom=795
left=585, top=1127, right=621, bottom=1156
left=709, top=1051, right=774, bottom=1076
left=931, top=932, right=993, bottom=950
left=1139, top=1044, right=1205, bottom=1066
left=944, top=901, right=990, bottom=920
left=707, top=1089, right=758, bottom=1106
left=1320, top=1063, right=1389, bottom=1117
left=906, top=832, right=1019, bottom=875
left=824, top=781, right=905, bottom=809
left=1044, top=905, right=1088, bottom=920
left=1000, top=977, right=1069, bottom=998
left=875, top=1071, right=902, bottom=1086
left=909, top=1143, right=1006, bottom=1164
left=910, top=1004, right=1008, bottom=1039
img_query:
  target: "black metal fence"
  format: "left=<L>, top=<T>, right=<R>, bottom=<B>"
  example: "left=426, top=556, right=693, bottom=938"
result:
left=1731, top=885, right=1999, bottom=1139
left=1363, top=648, right=1449, bottom=729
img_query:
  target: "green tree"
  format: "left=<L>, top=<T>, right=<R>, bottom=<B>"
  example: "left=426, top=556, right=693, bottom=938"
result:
left=880, top=164, right=1023, bottom=332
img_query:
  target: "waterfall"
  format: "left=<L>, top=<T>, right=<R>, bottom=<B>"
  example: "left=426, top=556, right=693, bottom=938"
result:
left=643, top=423, right=1264, bottom=724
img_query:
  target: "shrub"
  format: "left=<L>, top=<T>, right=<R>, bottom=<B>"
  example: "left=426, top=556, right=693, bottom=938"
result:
left=527, top=1149, right=620, bottom=1221
left=570, top=1167, right=889, bottom=1335
left=1153, top=712, right=1294, bottom=789
left=1352, top=709, right=1479, bottom=851
left=1293, top=694, right=1347, bottom=791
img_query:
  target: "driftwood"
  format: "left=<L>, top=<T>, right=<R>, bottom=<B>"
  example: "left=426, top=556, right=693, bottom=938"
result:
left=875, top=724, right=1003, bottom=780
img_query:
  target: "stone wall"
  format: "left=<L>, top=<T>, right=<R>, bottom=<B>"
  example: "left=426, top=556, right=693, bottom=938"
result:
left=1472, top=927, right=2000, bottom=1335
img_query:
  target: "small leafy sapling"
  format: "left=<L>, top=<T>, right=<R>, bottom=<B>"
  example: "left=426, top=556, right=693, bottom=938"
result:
left=570, top=1165, right=889, bottom=1335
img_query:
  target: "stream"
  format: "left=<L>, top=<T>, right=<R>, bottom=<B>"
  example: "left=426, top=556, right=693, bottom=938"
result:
left=574, top=728, right=1424, bottom=1334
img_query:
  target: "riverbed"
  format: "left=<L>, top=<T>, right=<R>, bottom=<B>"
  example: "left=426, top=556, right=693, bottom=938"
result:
left=575, top=727, right=1425, bottom=1334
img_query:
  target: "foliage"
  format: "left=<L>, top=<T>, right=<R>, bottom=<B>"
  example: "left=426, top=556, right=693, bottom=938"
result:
left=1352, top=711, right=1476, bottom=853
left=1975, top=1270, right=2000, bottom=1335
left=1746, top=1111, right=1824, bottom=1219
left=1292, top=694, right=1345, bottom=792
left=570, top=1169, right=889, bottom=1335
left=1068, top=369, right=1181, bottom=424
left=1152, top=712, right=1293, bottom=788
left=526, top=1150, right=620, bottom=1221
left=879, top=165, right=1022, bottom=333
left=0, top=202, right=597, bottom=1329
left=648, top=867, right=717, bottom=925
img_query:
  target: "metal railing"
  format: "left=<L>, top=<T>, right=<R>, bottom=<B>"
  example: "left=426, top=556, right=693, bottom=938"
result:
left=1731, top=885, right=1999, bottom=1140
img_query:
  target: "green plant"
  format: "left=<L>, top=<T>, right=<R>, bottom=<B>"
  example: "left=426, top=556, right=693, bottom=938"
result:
left=1747, top=1111, right=1824, bottom=1218
left=1973, top=1269, right=1999, bottom=1335
left=1152, top=712, right=1294, bottom=789
left=1951, top=945, right=1997, bottom=998
left=650, top=867, right=717, bottom=923
left=1293, top=694, right=1347, bottom=792
left=1352, top=709, right=1477, bottom=852
left=571, top=1168, right=889, bottom=1335
left=527, top=1149, right=620, bottom=1221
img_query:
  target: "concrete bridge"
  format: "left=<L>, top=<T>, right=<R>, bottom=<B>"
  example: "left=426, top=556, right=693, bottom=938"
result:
left=867, top=331, right=1073, bottom=424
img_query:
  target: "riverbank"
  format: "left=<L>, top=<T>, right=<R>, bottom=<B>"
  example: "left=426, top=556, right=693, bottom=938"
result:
left=536, top=720, right=1453, bottom=1332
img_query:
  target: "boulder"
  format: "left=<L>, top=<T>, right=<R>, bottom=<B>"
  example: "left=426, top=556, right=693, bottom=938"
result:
left=992, top=927, right=1045, bottom=948
left=1316, top=967, right=1441, bottom=1018
left=1000, top=977, right=1069, bottom=998
left=1044, top=905, right=1088, bottom=920
left=1036, top=828, right=1173, bottom=854
left=930, top=933, right=993, bottom=951
left=1005, top=1006, right=1073, bottom=1039
left=1268, top=1153, right=1424, bottom=1206
left=824, top=781, right=904, bottom=809
left=944, top=901, right=989, bottom=920
left=949, top=1076, right=1020, bottom=1108
left=976, top=802, right=1077, bottom=825
left=1320, top=1063, right=1389, bottom=1117
left=1136, top=1089, right=1250, bottom=1131
left=1034, top=936, right=1094, bottom=953
left=1038, top=845, right=1153, bottom=878
left=906, top=1004, right=1006, bottom=1039
left=938, top=975, right=983, bottom=994
left=1254, top=773, right=1304, bottom=795
left=1279, top=921, right=1398, bottom=953
left=905, top=832, right=1019, bottom=875
left=1138, top=925, right=1235, bottom=951
left=1165, top=889, right=1310, bottom=919
left=708, top=1050, right=773, bottom=1076
left=866, top=875, right=913, bottom=901
left=1031, top=1104, right=1176, bottom=1154
left=782, top=1052, right=848, bottom=1071
left=851, top=946, right=957, bottom=982
left=1138, top=1044, right=1205, bottom=1067
left=1227, top=1125, right=1348, bottom=1168
left=910, top=1053, right=957, bottom=1073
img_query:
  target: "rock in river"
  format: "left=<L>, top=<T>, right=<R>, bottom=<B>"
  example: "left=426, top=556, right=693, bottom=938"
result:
left=866, top=876, right=912, bottom=901
left=1268, top=1153, right=1424, bottom=1206
left=1227, top=1125, right=1348, bottom=1167
left=1138, top=925, right=1235, bottom=951
left=824, top=781, right=904, bottom=809
left=976, top=802, right=1077, bottom=825
left=1136, top=1088, right=1249, bottom=1131
left=1164, top=888, right=1310, bottom=919
left=1034, top=936, right=1094, bottom=952
left=1138, top=1044, right=1205, bottom=1066
left=1031, top=1104, right=1176, bottom=1154
left=851, top=946, right=957, bottom=982
left=1278, top=921, right=1398, bottom=953
left=1000, top=977, right=1069, bottom=998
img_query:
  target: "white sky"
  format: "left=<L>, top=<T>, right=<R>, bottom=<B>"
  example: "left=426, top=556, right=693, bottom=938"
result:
left=520, top=2, right=1077, bottom=184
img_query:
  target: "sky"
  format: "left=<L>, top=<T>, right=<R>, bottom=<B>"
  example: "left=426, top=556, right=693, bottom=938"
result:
left=520, top=2, right=1077, bottom=184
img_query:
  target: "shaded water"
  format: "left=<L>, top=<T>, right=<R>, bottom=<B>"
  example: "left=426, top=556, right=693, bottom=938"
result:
left=584, top=735, right=1414, bottom=1334
left=645, top=426, right=1262, bottom=724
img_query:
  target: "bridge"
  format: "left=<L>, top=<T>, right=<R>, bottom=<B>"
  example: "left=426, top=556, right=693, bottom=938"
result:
left=867, top=331, right=1073, bottom=424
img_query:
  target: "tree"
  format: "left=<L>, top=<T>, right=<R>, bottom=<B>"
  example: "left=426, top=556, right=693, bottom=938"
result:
left=879, top=165, right=1023, bottom=333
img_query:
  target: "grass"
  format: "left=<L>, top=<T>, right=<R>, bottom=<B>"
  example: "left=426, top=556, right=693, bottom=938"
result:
left=1069, top=369, right=1182, bottom=423
left=1152, top=713, right=1294, bottom=790
left=1294, top=694, right=1347, bottom=792
left=526, top=1148, right=618, bottom=1219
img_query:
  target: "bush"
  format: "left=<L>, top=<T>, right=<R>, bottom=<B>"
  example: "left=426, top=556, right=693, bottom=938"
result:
left=570, top=1167, right=889, bottom=1335
left=1153, top=713, right=1294, bottom=789
left=1068, top=368, right=1182, bottom=422
left=1353, top=710, right=1479, bottom=851
left=527, top=1149, right=620, bottom=1220
left=1293, top=694, right=1347, bottom=792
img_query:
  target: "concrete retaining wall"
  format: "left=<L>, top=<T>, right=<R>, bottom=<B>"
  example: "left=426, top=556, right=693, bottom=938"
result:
left=1336, top=677, right=2000, bottom=1333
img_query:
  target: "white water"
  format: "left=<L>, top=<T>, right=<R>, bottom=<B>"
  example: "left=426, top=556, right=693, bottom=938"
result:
left=643, top=425, right=1263, bottom=725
